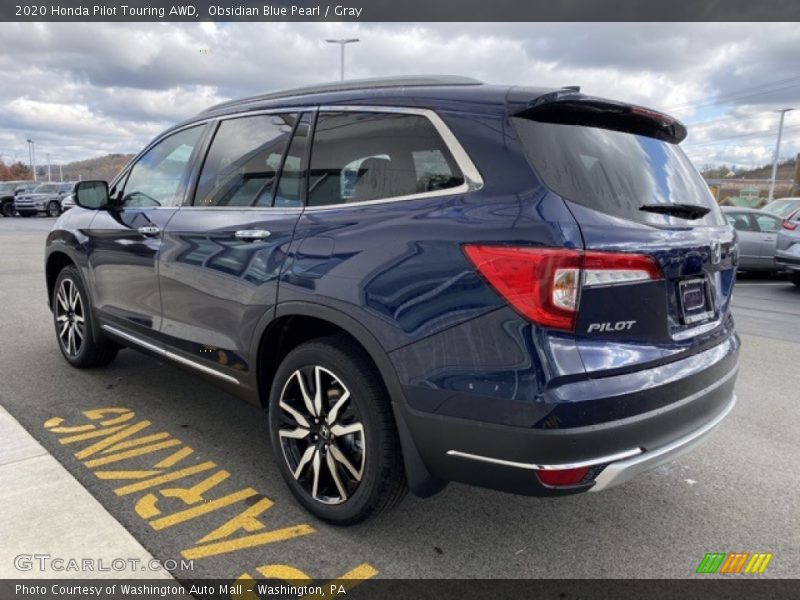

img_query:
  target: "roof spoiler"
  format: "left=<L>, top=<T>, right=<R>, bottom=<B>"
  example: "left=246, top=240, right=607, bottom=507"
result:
left=513, top=89, right=687, bottom=144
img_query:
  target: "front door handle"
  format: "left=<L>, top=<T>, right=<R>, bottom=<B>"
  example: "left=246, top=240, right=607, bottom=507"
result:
left=137, top=225, right=160, bottom=236
left=235, top=229, right=272, bottom=242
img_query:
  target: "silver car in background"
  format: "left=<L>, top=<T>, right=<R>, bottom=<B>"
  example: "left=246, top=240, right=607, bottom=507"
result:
left=762, top=197, right=800, bottom=219
left=775, top=208, right=800, bottom=287
left=14, top=181, right=76, bottom=217
left=722, top=207, right=783, bottom=273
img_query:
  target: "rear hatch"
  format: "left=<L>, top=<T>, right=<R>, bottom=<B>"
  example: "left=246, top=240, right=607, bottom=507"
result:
left=510, top=89, right=736, bottom=375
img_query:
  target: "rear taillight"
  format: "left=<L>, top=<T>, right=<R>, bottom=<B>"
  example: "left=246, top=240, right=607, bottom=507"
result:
left=782, top=220, right=798, bottom=231
left=463, top=245, right=662, bottom=331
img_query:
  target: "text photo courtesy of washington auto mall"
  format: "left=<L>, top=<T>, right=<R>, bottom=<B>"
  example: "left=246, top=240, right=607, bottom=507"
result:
left=0, top=2, right=799, bottom=599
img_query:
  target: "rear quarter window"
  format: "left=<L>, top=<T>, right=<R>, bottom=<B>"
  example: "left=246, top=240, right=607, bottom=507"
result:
left=307, top=111, right=465, bottom=207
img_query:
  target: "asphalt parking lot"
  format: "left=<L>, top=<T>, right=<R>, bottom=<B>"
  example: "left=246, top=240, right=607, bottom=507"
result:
left=0, top=216, right=798, bottom=580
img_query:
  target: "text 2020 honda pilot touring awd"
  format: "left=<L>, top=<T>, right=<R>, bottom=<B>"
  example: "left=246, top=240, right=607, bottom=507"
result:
left=45, top=76, right=739, bottom=524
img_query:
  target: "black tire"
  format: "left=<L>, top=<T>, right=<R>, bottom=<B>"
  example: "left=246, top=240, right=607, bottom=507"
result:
left=791, top=272, right=800, bottom=287
left=52, top=266, right=119, bottom=368
left=0, top=201, right=13, bottom=217
left=268, top=335, right=407, bottom=525
left=47, top=201, right=61, bottom=217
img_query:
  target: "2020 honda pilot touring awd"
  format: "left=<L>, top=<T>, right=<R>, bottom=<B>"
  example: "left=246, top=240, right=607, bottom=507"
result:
left=45, top=76, right=739, bottom=524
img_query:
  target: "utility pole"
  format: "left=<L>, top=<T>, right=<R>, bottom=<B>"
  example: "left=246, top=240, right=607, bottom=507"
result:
left=26, top=139, right=37, bottom=182
left=767, top=108, right=794, bottom=203
left=325, top=38, right=359, bottom=80
left=47, top=153, right=52, bottom=182
left=59, top=163, right=63, bottom=182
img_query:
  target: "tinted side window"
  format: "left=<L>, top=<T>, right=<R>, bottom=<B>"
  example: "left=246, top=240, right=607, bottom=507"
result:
left=724, top=213, right=756, bottom=232
left=307, top=112, right=464, bottom=207
left=274, top=113, right=312, bottom=208
left=122, top=125, right=205, bottom=208
left=755, top=214, right=781, bottom=232
left=195, top=113, right=297, bottom=207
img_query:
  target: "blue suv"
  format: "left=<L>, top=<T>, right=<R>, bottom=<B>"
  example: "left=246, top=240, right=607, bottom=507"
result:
left=45, top=76, right=739, bottom=524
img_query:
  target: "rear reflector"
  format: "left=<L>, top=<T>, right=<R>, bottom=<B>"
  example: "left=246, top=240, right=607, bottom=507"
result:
left=535, top=467, right=590, bottom=487
left=463, top=245, right=662, bottom=331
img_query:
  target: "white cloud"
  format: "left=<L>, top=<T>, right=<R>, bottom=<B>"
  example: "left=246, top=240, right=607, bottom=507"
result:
left=0, top=22, right=798, bottom=170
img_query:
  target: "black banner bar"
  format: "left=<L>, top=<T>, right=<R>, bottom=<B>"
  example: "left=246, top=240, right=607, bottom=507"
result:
left=3, top=579, right=800, bottom=600
left=2, top=0, right=800, bottom=22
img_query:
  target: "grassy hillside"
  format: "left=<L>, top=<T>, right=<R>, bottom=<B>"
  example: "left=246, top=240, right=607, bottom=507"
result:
left=703, top=157, right=797, bottom=180
left=52, top=153, right=135, bottom=183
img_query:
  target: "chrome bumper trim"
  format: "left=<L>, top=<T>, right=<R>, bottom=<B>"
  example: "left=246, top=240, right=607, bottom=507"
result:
left=589, top=392, right=736, bottom=492
left=445, top=447, right=643, bottom=472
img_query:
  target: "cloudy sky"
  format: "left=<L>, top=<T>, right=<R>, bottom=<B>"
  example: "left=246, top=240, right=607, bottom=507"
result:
left=1, top=21, right=799, bottom=171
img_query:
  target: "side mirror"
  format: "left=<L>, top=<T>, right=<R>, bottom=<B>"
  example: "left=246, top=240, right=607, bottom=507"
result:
left=74, top=181, right=110, bottom=210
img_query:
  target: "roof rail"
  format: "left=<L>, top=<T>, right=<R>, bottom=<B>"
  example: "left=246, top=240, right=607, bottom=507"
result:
left=200, top=75, right=484, bottom=114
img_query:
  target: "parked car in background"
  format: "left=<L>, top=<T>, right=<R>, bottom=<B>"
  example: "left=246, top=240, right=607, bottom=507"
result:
left=776, top=208, right=800, bottom=286
left=762, top=197, right=800, bottom=218
left=722, top=207, right=783, bottom=272
left=14, top=181, right=76, bottom=217
left=45, top=76, right=739, bottom=524
left=60, top=190, right=76, bottom=211
left=0, top=180, right=37, bottom=217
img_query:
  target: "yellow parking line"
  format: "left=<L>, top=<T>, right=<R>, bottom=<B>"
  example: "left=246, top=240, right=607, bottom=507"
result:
left=114, top=462, right=217, bottom=496
left=84, top=439, right=183, bottom=467
left=149, top=488, right=259, bottom=530
left=155, top=446, right=194, bottom=468
left=101, top=432, right=172, bottom=453
left=182, top=524, right=315, bottom=560
left=75, top=421, right=153, bottom=458
left=59, top=425, right=127, bottom=444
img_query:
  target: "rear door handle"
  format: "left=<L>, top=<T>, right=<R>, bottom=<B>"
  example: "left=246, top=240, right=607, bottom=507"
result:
left=235, top=229, right=272, bottom=242
left=137, top=225, right=160, bottom=236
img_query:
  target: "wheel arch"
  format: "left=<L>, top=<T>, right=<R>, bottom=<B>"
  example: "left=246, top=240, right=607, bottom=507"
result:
left=45, top=250, right=76, bottom=307
left=256, top=302, right=445, bottom=497
left=45, top=245, right=105, bottom=347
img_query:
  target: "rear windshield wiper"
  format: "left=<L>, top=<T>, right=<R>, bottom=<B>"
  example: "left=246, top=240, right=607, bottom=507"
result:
left=639, top=203, right=710, bottom=220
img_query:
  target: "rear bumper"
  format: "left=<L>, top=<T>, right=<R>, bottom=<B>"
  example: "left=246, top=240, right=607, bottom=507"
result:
left=397, top=334, right=739, bottom=496
left=775, top=253, right=800, bottom=271
left=590, top=392, right=735, bottom=491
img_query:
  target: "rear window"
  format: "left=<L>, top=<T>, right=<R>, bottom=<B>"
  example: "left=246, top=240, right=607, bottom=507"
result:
left=512, top=117, right=724, bottom=227
left=764, top=199, right=800, bottom=218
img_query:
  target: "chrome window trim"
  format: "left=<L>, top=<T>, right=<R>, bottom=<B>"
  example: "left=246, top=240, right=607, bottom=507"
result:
left=101, top=324, right=240, bottom=385
left=130, top=105, right=483, bottom=212
left=303, top=105, right=484, bottom=211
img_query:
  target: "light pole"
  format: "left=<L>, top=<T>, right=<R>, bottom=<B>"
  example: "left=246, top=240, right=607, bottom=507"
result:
left=26, top=139, right=36, bottom=182
left=767, top=108, right=794, bottom=203
left=47, top=153, right=52, bottom=182
left=325, top=38, right=359, bottom=81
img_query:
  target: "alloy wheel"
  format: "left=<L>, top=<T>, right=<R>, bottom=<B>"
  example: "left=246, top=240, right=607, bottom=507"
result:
left=277, top=365, right=365, bottom=505
left=48, top=202, right=60, bottom=217
left=55, top=278, right=85, bottom=356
